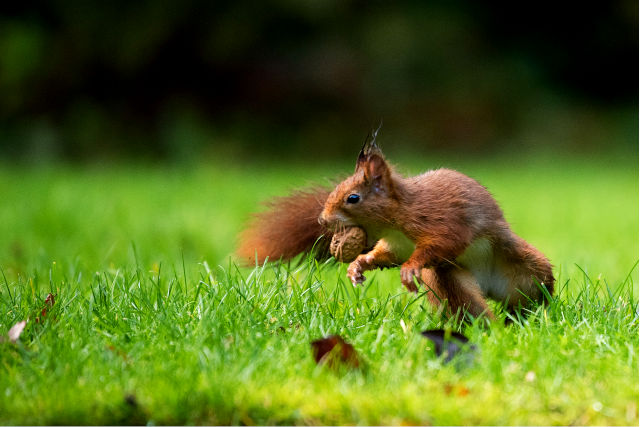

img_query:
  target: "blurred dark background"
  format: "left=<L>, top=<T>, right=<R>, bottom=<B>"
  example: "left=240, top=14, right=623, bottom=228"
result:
left=0, top=0, right=637, bottom=162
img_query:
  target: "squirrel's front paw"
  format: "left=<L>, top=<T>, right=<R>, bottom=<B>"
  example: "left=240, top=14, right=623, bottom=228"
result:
left=347, top=260, right=366, bottom=285
left=400, top=263, right=422, bottom=292
left=347, top=255, right=372, bottom=286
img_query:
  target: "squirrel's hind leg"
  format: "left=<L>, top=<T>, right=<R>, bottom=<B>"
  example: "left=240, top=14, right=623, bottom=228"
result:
left=499, top=235, right=555, bottom=309
left=420, top=267, right=495, bottom=320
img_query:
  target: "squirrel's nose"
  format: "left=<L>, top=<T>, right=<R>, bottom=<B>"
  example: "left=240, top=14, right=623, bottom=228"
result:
left=318, top=214, right=327, bottom=227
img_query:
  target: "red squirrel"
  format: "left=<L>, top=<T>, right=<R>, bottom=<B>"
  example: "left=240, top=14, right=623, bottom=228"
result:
left=238, top=133, right=554, bottom=319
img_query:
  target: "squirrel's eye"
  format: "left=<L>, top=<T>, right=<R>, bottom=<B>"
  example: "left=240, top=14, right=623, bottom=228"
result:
left=346, top=194, right=360, bottom=204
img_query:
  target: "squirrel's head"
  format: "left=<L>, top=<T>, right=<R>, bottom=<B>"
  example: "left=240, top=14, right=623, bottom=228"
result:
left=319, top=129, right=398, bottom=231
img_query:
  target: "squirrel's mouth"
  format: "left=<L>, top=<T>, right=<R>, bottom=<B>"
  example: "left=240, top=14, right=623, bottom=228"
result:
left=318, top=212, right=356, bottom=231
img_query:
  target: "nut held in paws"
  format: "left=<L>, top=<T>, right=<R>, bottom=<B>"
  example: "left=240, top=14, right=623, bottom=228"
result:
left=330, top=227, right=367, bottom=263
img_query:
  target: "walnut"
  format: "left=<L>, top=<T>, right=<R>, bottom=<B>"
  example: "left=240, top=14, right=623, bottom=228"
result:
left=330, top=227, right=367, bottom=263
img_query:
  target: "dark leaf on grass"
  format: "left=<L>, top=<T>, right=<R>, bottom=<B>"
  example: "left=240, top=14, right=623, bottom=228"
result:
left=311, top=335, right=360, bottom=369
left=8, top=320, right=27, bottom=343
left=124, top=393, right=138, bottom=407
left=119, top=393, right=148, bottom=425
left=421, top=329, right=476, bottom=363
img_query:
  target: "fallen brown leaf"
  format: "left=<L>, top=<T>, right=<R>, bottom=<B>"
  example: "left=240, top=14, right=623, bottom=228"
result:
left=45, top=293, right=56, bottom=306
left=311, top=335, right=360, bottom=369
left=457, top=386, right=470, bottom=397
left=443, top=383, right=470, bottom=397
left=36, top=293, right=57, bottom=323
left=107, top=345, right=130, bottom=362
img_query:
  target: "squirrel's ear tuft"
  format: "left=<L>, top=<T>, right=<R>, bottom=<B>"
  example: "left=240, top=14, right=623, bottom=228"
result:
left=356, top=122, right=384, bottom=171
left=356, top=140, right=368, bottom=169
left=355, top=124, right=391, bottom=193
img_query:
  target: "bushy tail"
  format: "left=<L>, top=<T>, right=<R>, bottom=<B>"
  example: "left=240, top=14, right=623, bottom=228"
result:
left=236, top=186, right=333, bottom=265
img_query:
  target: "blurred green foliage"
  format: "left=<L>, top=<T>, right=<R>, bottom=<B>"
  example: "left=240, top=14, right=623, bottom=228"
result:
left=0, top=1, right=637, bottom=162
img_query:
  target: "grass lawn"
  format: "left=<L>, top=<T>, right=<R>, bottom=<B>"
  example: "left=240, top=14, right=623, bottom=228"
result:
left=0, top=153, right=637, bottom=425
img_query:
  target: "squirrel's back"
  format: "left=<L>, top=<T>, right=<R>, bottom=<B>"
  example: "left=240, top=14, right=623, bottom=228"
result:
left=400, top=168, right=509, bottom=239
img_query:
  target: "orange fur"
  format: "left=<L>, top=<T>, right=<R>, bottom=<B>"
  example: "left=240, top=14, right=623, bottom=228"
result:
left=238, top=136, right=554, bottom=320
left=237, top=187, right=333, bottom=265
left=346, top=239, right=404, bottom=288
left=420, top=267, right=494, bottom=320
left=319, top=142, right=555, bottom=318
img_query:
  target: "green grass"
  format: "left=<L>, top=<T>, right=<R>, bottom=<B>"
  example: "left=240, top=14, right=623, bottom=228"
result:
left=0, top=154, right=638, bottom=425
